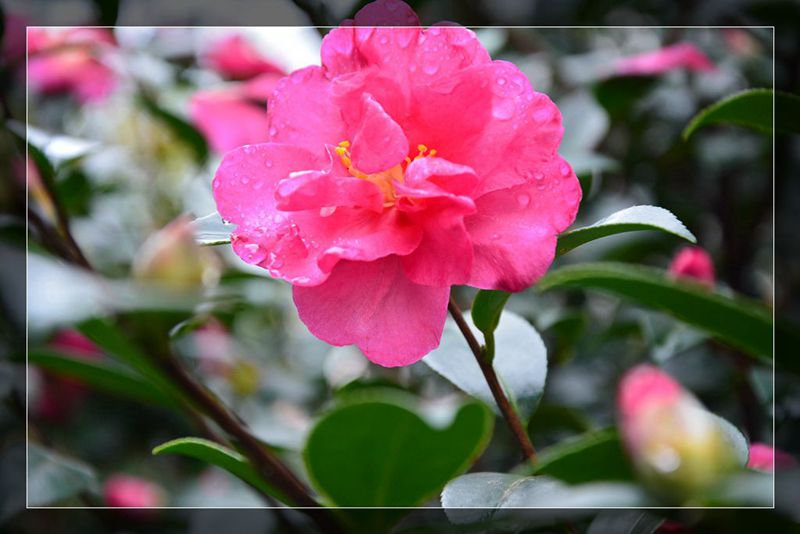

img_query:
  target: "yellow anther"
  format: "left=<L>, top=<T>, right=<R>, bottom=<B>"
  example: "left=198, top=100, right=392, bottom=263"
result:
left=429, top=149, right=437, bottom=157
left=335, top=146, right=347, bottom=157
left=338, top=140, right=350, bottom=148
left=405, top=156, right=412, bottom=164
left=417, top=144, right=427, bottom=153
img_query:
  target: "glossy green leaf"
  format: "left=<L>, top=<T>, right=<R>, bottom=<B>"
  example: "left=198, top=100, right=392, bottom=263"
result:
left=537, top=262, right=772, bottom=361
left=442, top=473, right=651, bottom=524
left=304, top=399, right=493, bottom=507
left=683, top=88, right=800, bottom=139
left=424, top=311, right=547, bottom=422
left=152, top=437, right=290, bottom=504
left=191, top=211, right=234, bottom=246
left=556, top=205, right=696, bottom=256
left=29, top=349, right=177, bottom=408
left=28, top=444, right=97, bottom=506
left=533, top=428, right=635, bottom=483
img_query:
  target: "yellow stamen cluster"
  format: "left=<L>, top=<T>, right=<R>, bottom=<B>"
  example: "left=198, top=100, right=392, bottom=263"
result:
left=404, top=144, right=437, bottom=166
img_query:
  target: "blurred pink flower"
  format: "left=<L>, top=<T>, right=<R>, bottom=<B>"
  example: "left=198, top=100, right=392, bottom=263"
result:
left=747, top=442, right=797, bottom=472
left=27, top=27, right=117, bottom=103
left=669, top=246, right=716, bottom=287
left=2, top=13, right=27, bottom=65
left=35, top=330, right=103, bottom=421
left=205, top=34, right=285, bottom=80
left=190, top=73, right=281, bottom=153
left=104, top=474, right=165, bottom=508
left=615, top=43, right=714, bottom=76
left=213, top=0, right=580, bottom=366
left=617, top=364, right=682, bottom=421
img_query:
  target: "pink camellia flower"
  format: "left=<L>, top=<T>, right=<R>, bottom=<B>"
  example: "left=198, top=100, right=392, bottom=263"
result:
left=748, top=442, right=797, bottom=472
left=615, top=43, right=714, bottom=76
left=212, top=0, right=581, bottom=366
left=104, top=474, right=165, bottom=508
left=35, top=330, right=103, bottom=421
left=190, top=73, right=281, bottom=152
left=27, top=27, right=117, bottom=103
left=669, top=246, right=716, bottom=287
left=204, top=34, right=285, bottom=81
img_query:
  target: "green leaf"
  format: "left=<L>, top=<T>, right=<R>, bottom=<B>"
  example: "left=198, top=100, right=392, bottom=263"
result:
left=152, top=437, right=291, bottom=504
left=470, top=289, right=510, bottom=359
left=424, top=311, right=547, bottom=422
left=28, top=444, right=97, bottom=506
left=137, top=93, right=209, bottom=163
left=593, top=76, right=658, bottom=117
left=442, top=473, right=651, bottom=524
left=533, top=428, right=636, bottom=483
left=587, top=511, right=665, bottom=534
left=29, top=349, right=178, bottom=408
left=683, top=88, right=800, bottom=139
left=191, top=211, right=234, bottom=246
left=304, top=399, right=493, bottom=507
left=537, top=262, right=772, bottom=362
left=557, top=205, right=696, bottom=257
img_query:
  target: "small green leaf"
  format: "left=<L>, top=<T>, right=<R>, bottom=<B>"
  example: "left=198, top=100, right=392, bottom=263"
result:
left=304, top=399, right=493, bottom=507
left=152, top=437, right=290, bottom=504
left=424, top=311, right=547, bottom=423
left=537, top=262, right=772, bottom=362
left=191, top=212, right=234, bottom=246
left=557, top=205, right=696, bottom=257
left=28, top=444, right=97, bottom=506
left=533, top=428, right=636, bottom=483
left=138, top=93, right=209, bottom=162
left=683, top=88, right=800, bottom=139
left=471, top=290, right=511, bottom=358
left=29, top=349, right=178, bottom=408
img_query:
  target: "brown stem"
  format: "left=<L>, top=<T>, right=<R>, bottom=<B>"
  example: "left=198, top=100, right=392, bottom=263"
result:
left=448, top=296, right=538, bottom=463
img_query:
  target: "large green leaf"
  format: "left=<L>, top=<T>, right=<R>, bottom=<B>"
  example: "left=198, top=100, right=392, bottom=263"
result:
left=683, top=88, right=800, bottom=139
left=152, top=437, right=290, bottom=504
left=304, top=399, right=493, bottom=507
left=423, top=311, right=547, bottom=422
left=28, top=444, right=97, bottom=506
left=556, top=205, right=696, bottom=257
left=29, top=349, right=177, bottom=408
left=537, top=263, right=772, bottom=362
left=532, top=428, right=635, bottom=483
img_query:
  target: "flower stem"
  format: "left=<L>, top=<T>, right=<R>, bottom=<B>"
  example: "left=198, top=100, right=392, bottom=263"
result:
left=447, top=296, right=538, bottom=464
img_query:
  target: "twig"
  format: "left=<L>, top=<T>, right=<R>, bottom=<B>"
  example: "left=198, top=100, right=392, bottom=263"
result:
left=448, top=296, right=538, bottom=463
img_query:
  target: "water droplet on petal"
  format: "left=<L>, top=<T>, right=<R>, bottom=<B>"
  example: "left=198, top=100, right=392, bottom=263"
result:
left=534, top=171, right=545, bottom=181
left=422, top=61, right=440, bottom=75
left=560, top=162, right=571, bottom=176
left=265, top=160, right=274, bottom=168
left=491, top=233, right=501, bottom=241
left=270, top=257, right=285, bottom=269
left=378, top=34, right=389, bottom=45
left=269, top=126, right=278, bottom=136
left=492, top=99, right=515, bottom=120
left=533, top=108, right=552, bottom=123
left=516, top=193, right=530, bottom=207
left=496, top=76, right=507, bottom=86
left=241, top=176, right=250, bottom=184
left=319, top=206, right=336, bottom=217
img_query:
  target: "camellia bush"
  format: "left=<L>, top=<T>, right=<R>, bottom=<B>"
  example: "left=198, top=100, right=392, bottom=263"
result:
left=5, top=0, right=798, bottom=532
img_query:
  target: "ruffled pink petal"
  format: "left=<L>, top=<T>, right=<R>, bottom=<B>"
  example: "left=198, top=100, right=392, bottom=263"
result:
left=293, top=256, right=450, bottom=366
left=350, top=94, right=409, bottom=174
left=274, top=169, right=384, bottom=213
left=465, top=156, right=581, bottom=291
left=267, top=66, right=345, bottom=159
left=190, top=90, right=269, bottom=153
left=402, top=156, right=478, bottom=196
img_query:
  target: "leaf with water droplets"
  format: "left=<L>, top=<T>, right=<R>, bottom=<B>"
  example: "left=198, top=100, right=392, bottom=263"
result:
left=556, top=205, right=696, bottom=256
left=191, top=212, right=235, bottom=246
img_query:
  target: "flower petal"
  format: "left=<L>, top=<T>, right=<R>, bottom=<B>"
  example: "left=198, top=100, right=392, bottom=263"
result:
left=190, top=90, right=269, bottom=153
left=465, top=157, right=581, bottom=292
left=350, top=94, right=409, bottom=174
left=274, top=169, right=384, bottom=213
left=293, top=256, right=449, bottom=366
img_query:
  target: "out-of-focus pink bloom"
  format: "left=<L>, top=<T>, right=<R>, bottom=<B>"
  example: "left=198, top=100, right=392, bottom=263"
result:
left=35, top=330, right=103, bottom=421
left=617, top=365, right=741, bottom=498
left=2, top=13, right=27, bottom=65
left=748, top=442, right=797, bottom=472
left=104, top=475, right=165, bottom=508
left=212, top=0, right=581, bottom=367
left=189, top=73, right=281, bottom=153
left=722, top=29, right=760, bottom=57
left=192, top=320, right=235, bottom=376
left=204, top=34, right=285, bottom=81
left=657, top=521, right=693, bottom=534
left=615, top=43, right=715, bottom=76
left=669, top=246, right=716, bottom=287
left=27, top=27, right=117, bottom=103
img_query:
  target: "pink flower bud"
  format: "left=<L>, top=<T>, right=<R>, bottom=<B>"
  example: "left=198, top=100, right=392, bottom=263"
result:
left=104, top=474, right=165, bottom=508
left=617, top=365, right=740, bottom=500
left=132, top=217, right=221, bottom=290
left=615, top=43, right=715, bottom=77
left=204, top=34, right=284, bottom=81
left=747, top=443, right=797, bottom=472
left=669, top=246, right=716, bottom=287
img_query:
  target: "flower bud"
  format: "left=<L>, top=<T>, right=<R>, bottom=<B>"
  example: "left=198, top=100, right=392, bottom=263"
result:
left=617, top=365, right=739, bottom=501
left=669, top=246, right=715, bottom=287
left=132, top=217, right=221, bottom=290
left=104, top=474, right=165, bottom=508
left=748, top=443, right=797, bottom=472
